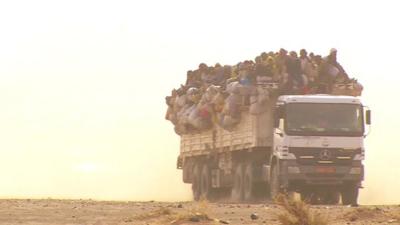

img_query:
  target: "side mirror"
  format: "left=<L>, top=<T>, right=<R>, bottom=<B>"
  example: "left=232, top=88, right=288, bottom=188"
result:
left=366, top=110, right=371, bottom=125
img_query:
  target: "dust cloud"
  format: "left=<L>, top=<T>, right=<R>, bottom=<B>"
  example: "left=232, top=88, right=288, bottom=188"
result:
left=358, top=83, right=400, bottom=205
left=0, top=75, right=192, bottom=202
left=0, top=75, right=398, bottom=205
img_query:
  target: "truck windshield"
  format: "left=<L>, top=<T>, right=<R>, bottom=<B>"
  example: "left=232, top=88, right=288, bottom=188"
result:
left=285, top=103, right=364, bottom=136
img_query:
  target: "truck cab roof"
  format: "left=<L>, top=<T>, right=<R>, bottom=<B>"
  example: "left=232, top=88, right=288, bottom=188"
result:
left=278, top=95, right=362, bottom=104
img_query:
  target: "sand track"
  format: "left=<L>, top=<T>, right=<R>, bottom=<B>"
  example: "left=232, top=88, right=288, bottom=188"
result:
left=0, top=199, right=399, bottom=225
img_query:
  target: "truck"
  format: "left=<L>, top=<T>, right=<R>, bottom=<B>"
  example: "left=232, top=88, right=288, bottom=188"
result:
left=176, top=92, right=371, bottom=205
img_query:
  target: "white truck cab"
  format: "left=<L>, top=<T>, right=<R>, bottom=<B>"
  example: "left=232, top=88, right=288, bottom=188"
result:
left=269, top=95, right=371, bottom=205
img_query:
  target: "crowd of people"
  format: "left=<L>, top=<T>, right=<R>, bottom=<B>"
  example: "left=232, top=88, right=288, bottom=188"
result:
left=165, top=48, right=363, bottom=135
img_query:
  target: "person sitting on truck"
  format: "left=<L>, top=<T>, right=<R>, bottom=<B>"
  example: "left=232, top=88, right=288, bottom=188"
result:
left=255, top=56, right=272, bottom=77
left=324, top=48, right=350, bottom=82
left=314, top=48, right=348, bottom=94
left=185, top=70, right=193, bottom=86
left=309, top=52, right=315, bottom=60
left=185, top=70, right=202, bottom=88
left=307, top=54, right=323, bottom=93
left=267, top=55, right=280, bottom=81
left=200, top=65, right=215, bottom=87
left=256, top=55, right=280, bottom=84
left=165, top=89, right=177, bottom=123
left=317, top=57, right=333, bottom=93
left=223, top=65, right=232, bottom=85
left=209, top=63, right=226, bottom=86
left=238, top=60, right=255, bottom=86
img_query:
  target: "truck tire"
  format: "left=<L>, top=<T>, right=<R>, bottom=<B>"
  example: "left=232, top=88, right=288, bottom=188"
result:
left=231, top=163, right=244, bottom=202
left=270, top=164, right=282, bottom=199
left=192, top=164, right=201, bottom=201
left=200, top=165, right=212, bottom=199
left=324, top=191, right=340, bottom=205
left=301, top=190, right=339, bottom=205
left=182, top=160, right=192, bottom=183
left=243, top=163, right=254, bottom=201
left=341, top=184, right=359, bottom=205
left=254, top=182, right=269, bottom=200
left=300, top=191, right=315, bottom=203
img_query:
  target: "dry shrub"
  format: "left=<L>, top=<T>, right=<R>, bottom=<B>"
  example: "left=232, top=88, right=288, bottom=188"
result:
left=275, top=194, right=328, bottom=225
left=134, top=206, right=174, bottom=220
left=195, top=198, right=210, bottom=216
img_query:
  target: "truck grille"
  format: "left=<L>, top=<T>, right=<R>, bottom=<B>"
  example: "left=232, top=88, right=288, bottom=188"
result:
left=289, top=147, right=361, bottom=166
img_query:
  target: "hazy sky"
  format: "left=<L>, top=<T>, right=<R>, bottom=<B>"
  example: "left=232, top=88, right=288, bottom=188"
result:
left=0, top=0, right=399, bottom=204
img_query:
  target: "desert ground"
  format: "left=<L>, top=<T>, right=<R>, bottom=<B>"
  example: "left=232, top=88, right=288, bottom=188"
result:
left=1, top=199, right=400, bottom=225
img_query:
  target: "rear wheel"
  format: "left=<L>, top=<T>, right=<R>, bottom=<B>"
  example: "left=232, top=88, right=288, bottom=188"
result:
left=301, top=190, right=340, bottom=205
left=192, top=164, right=201, bottom=201
left=231, top=163, right=244, bottom=202
left=243, top=163, right=254, bottom=201
left=200, top=165, right=212, bottom=200
left=341, top=184, right=359, bottom=205
left=254, top=182, right=269, bottom=200
left=300, top=190, right=315, bottom=203
left=324, top=191, right=340, bottom=205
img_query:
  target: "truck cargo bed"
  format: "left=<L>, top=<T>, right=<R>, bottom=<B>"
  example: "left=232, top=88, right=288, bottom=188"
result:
left=180, top=103, right=274, bottom=157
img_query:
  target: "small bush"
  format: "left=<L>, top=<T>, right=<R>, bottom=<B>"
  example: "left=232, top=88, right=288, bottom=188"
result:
left=275, top=194, right=328, bottom=225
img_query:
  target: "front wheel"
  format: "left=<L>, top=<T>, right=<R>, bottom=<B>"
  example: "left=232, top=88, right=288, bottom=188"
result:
left=341, top=183, right=359, bottom=205
left=270, top=164, right=282, bottom=199
left=300, top=191, right=317, bottom=204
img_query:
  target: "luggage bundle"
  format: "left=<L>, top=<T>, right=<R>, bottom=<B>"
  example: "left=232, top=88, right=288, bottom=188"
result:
left=331, top=79, right=363, bottom=96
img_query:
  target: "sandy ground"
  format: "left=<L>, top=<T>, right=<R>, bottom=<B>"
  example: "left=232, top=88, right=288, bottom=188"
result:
left=0, top=199, right=400, bottom=225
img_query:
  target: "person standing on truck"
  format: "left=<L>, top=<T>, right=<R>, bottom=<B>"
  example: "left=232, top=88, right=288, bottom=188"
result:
left=299, top=49, right=313, bottom=93
left=299, top=49, right=311, bottom=73
left=286, top=51, right=305, bottom=93
left=276, top=48, right=288, bottom=76
left=276, top=49, right=288, bottom=93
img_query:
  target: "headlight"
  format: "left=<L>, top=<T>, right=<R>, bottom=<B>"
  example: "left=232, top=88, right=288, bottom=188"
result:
left=288, top=166, right=300, bottom=174
left=278, top=146, right=296, bottom=159
left=350, top=167, right=362, bottom=174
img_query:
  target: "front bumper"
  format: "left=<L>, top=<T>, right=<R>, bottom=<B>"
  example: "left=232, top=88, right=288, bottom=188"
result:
left=280, top=160, right=364, bottom=188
